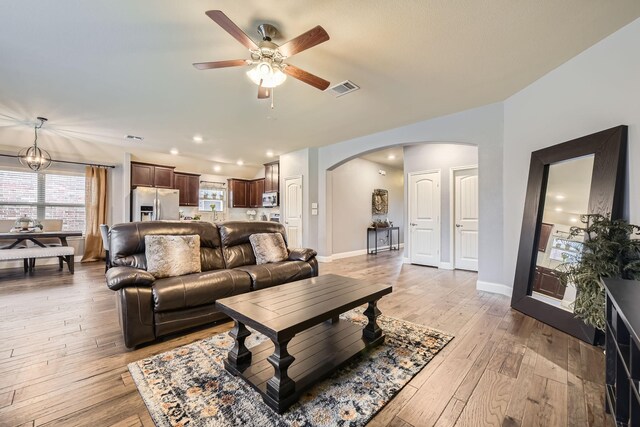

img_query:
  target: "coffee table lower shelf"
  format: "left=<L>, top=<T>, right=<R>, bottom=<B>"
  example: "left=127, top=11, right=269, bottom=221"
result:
left=224, top=318, right=384, bottom=413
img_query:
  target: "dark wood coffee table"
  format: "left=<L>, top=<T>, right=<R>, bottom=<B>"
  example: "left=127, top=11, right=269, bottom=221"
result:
left=215, top=273, right=392, bottom=413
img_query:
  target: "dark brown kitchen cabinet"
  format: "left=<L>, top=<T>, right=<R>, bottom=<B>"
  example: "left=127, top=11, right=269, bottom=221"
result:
left=538, top=222, right=553, bottom=252
left=154, top=166, right=175, bottom=188
left=264, top=161, right=279, bottom=193
left=131, top=162, right=175, bottom=188
left=131, top=163, right=155, bottom=187
left=249, top=179, right=265, bottom=208
left=174, top=172, right=201, bottom=206
left=228, top=179, right=249, bottom=208
left=532, top=266, right=566, bottom=299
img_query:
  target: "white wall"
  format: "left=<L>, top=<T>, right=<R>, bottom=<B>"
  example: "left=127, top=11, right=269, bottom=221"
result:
left=503, top=17, right=640, bottom=290
left=317, top=103, right=504, bottom=287
left=331, top=158, right=404, bottom=255
left=279, top=147, right=320, bottom=249
left=403, top=144, right=478, bottom=264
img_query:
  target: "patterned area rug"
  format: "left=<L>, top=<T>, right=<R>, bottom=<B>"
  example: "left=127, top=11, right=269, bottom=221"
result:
left=128, top=309, right=453, bottom=427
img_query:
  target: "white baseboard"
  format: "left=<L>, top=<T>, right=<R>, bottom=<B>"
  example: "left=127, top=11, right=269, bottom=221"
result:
left=476, top=280, right=512, bottom=297
left=322, top=243, right=405, bottom=263
left=332, top=249, right=368, bottom=260
left=0, top=255, right=84, bottom=270
left=438, top=262, right=454, bottom=270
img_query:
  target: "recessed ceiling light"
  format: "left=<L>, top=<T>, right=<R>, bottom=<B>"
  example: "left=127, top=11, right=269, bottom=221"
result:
left=555, top=207, right=563, bottom=212
left=170, top=148, right=179, bottom=155
left=266, top=151, right=274, bottom=157
left=555, top=195, right=565, bottom=200
left=237, top=160, right=244, bottom=166
left=193, top=135, right=203, bottom=143
left=387, top=154, right=396, bottom=160
left=213, top=165, right=221, bottom=172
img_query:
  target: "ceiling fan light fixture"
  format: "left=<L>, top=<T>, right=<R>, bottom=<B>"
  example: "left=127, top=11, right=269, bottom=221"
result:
left=18, top=117, right=52, bottom=171
left=247, top=62, right=286, bottom=88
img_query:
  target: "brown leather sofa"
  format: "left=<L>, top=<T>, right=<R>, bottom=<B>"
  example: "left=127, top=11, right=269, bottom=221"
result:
left=105, top=221, right=318, bottom=348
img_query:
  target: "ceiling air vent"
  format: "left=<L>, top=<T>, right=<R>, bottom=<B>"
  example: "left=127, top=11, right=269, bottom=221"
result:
left=124, top=135, right=144, bottom=142
left=329, top=80, right=360, bottom=97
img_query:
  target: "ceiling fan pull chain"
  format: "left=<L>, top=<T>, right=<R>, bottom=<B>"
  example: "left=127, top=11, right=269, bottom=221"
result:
left=271, top=88, right=275, bottom=109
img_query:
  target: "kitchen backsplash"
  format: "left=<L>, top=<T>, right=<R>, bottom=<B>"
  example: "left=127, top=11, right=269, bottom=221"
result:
left=179, top=206, right=279, bottom=222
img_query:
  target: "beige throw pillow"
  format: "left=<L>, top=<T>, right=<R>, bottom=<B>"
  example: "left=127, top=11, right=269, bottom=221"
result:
left=249, top=233, right=288, bottom=265
left=145, top=235, right=201, bottom=279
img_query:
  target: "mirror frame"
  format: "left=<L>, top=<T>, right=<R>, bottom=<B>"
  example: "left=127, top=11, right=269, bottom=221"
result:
left=511, top=125, right=627, bottom=344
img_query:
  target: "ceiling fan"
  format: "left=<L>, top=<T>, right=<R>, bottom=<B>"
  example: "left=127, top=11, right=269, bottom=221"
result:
left=193, top=10, right=331, bottom=100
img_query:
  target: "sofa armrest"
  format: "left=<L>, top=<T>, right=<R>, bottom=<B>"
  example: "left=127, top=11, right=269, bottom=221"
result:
left=106, top=266, right=156, bottom=291
left=287, top=248, right=317, bottom=262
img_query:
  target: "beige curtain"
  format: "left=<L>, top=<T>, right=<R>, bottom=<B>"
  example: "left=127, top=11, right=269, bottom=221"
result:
left=81, top=166, right=108, bottom=262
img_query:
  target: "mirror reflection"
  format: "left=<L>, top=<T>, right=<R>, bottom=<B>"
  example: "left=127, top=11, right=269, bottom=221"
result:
left=531, top=154, right=594, bottom=312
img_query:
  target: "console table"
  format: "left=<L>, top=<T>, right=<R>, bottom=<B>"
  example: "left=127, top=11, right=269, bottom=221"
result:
left=367, top=226, right=399, bottom=255
left=603, top=278, right=640, bottom=426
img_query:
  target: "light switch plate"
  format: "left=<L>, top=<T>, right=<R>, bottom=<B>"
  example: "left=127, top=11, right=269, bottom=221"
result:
left=311, top=209, right=318, bottom=216
left=311, top=202, right=318, bottom=209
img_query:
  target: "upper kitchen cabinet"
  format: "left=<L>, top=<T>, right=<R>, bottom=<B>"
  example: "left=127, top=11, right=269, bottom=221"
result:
left=264, top=161, right=279, bottom=193
left=153, top=166, right=175, bottom=188
left=130, top=162, right=155, bottom=187
left=174, top=172, right=201, bottom=206
left=131, top=162, right=175, bottom=188
left=249, top=179, right=265, bottom=208
left=228, top=179, right=249, bottom=208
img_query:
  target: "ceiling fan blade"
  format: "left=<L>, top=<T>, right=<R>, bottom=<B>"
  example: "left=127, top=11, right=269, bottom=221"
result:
left=205, top=10, right=258, bottom=51
left=283, top=65, right=330, bottom=91
left=193, top=59, right=248, bottom=70
left=278, top=25, right=329, bottom=57
left=258, top=80, right=271, bottom=99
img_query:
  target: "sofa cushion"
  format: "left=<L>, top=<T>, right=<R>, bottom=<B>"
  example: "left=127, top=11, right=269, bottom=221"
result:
left=152, top=269, right=252, bottom=312
left=145, top=235, right=201, bottom=279
left=219, top=221, right=288, bottom=268
left=250, top=233, right=288, bottom=265
left=234, top=261, right=314, bottom=290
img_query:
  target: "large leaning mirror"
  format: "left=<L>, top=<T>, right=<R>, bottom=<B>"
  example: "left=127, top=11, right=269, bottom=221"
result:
left=511, top=126, right=627, bottom=344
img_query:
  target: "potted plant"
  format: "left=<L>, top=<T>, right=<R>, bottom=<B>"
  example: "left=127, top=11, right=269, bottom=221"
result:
left=558, top=214, right=640, bottom=331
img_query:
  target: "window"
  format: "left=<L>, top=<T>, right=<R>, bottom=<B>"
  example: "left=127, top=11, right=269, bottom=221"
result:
left=0, top=169, right=85, bottom=231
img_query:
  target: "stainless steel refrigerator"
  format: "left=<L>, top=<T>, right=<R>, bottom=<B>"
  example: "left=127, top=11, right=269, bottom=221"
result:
left=132, top=187, right=180, bottom=221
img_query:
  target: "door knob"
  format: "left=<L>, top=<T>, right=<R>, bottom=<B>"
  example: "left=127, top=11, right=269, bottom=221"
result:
left=410, top=223, right=417, bottom=226
left=456, top=224, right=463, bottom=228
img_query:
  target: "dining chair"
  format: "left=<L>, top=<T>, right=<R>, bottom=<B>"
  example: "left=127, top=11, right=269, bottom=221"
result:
left=99, top=224, right=110, bottom=272
left=38, top=219, right=64, bottom=246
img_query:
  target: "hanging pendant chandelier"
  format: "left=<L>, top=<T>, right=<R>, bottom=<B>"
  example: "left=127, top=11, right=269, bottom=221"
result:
left=18, top=117, right=51, bottom=171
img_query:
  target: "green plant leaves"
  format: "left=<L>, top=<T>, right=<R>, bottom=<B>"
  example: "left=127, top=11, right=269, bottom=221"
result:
left=557, top=214, right=640, bottom=331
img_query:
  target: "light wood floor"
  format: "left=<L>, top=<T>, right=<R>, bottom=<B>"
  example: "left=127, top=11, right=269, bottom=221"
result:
left=0, top=252, right=612, bottom=427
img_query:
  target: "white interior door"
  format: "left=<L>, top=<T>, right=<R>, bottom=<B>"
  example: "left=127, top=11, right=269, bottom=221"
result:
left=409, top=171, right=441, bottom=266
left=283, top=176, right=303, bottom=248
left=454, top=168, right=479, bottom=271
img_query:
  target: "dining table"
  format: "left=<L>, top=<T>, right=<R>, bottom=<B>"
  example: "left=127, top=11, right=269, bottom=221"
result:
left=0, top=230, right=83, bottom=249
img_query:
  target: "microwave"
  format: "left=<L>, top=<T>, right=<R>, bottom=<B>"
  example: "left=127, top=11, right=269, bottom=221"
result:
left=262, top=192, right=278, bottom=207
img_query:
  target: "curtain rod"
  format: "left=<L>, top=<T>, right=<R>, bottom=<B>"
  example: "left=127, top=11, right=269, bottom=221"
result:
left=0, top=153, right=115, bottom=168
left=200, top=180, right=226, bottom=186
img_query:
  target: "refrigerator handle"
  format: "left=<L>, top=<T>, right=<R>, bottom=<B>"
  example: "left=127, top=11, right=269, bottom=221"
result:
left=158, top=197, right=161, bottom=220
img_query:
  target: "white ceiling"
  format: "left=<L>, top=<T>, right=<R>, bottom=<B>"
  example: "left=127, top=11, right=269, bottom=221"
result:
left=1, top=1, right=639, bottom=169
left=360, top=147, right=404, bottom=168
